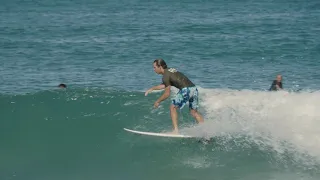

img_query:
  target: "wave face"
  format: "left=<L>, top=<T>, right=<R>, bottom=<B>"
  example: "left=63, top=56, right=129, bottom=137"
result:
left=1, top=88, right=320, bottom=180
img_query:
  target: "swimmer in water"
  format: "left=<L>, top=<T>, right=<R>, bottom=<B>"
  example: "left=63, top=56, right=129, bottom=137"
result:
left=269, top=75, right=282, bottom=91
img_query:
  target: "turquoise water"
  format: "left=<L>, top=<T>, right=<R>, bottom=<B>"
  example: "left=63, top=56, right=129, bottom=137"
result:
left=1, top=0, right=320, bottom=179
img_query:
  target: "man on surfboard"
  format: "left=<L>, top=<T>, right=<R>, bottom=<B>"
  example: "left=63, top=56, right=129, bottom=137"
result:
left=145, top=58, right=204, bottom=134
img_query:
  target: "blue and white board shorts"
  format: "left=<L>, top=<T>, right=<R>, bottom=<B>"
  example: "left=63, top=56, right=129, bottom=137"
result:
left=172, top=86, right=199, bottom=110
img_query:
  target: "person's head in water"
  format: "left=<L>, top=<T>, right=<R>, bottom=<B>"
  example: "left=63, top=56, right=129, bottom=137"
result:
left=153, top=58, right=167, bottom=74
left=58, top=83, right=67, bottom=88
left=276, top=75, right=282, bottom=82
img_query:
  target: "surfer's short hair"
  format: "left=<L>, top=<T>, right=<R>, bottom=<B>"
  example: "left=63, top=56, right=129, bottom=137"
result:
left=58, top=83, right=67, bottom=88
left=153, top=59, right=167, bottom=69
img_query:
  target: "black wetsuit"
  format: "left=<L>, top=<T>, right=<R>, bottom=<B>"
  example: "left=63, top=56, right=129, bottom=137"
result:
left=269, top=80, right=282, bottom=91
left=162, top=68, right=195, bottom=90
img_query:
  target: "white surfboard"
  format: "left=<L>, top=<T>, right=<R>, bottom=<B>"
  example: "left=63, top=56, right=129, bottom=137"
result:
left=123, top=128, right=194, bottom=138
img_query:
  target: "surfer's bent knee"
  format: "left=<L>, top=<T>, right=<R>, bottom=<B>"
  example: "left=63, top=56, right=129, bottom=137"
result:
left=189, top=109, right=197, bottom=116
left=170, top=104, right=178, bottom=110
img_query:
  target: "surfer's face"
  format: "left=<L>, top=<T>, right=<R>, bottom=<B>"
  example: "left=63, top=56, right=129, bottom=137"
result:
left=276, top=75, right=282, bottom=82
left=153, top=62, right=162, bottom=74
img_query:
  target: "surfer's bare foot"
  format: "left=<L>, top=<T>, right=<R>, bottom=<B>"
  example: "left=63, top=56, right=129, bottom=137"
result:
left=171, top=129, right=179, bottom=134
left=165, top=129, right=179, bottom=135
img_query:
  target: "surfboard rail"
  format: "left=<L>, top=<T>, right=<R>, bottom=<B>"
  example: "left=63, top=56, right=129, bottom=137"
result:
left=123, top=128, right=194, bottom=138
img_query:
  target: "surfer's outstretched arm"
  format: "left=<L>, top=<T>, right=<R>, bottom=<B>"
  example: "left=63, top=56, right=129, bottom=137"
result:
left=145, top=84, right=165, bottom=96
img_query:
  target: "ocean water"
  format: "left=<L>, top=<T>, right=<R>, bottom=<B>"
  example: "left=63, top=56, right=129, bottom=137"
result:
left=1, top=0, right=320, bottom=180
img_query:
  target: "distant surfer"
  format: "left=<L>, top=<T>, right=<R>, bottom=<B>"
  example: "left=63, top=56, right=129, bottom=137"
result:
left=145, top=59, right=204, bottom=134
left=269, top=75, right=282, bottom=91
left=58, top=83, right=67, bottom=88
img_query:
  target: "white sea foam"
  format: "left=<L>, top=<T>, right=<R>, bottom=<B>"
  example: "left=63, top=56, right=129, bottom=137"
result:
left=182, top=87, right=320, bottom=165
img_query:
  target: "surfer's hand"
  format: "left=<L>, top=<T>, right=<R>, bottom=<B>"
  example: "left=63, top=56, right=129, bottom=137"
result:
left=145, top=89, right=152, bottom=96
left=154, top=101, right=160, bottom=108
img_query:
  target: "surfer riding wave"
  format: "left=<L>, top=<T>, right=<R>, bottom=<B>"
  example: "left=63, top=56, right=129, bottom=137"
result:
left=145, top=59, right=204, bottom=134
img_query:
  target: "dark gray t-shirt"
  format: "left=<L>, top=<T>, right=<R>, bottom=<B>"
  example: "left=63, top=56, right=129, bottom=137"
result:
left=162, top=68, right=195, bottom=90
